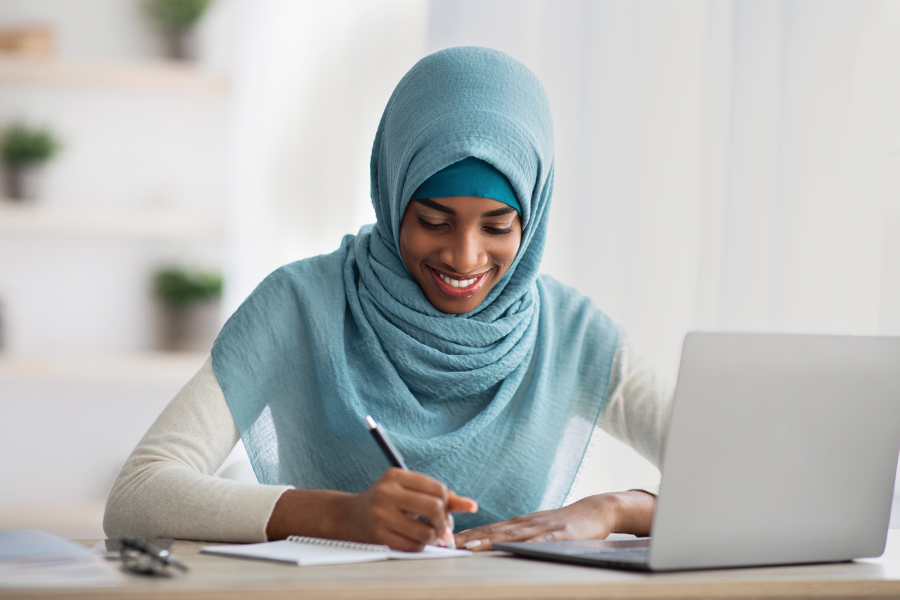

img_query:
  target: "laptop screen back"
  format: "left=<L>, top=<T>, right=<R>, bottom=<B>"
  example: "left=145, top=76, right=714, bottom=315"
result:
left=649, top=333, right=900, bottom=570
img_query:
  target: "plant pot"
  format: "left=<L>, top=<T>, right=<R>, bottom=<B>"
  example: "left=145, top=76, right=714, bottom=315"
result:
left=3, top=162, right=42, bottom=201
left=159, top=29, right=195, bottom=61
left=157, top=299, right=221, bottom=352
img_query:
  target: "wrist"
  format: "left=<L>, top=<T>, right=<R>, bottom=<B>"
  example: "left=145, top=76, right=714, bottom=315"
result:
left=602, top=490, right=655, bottom=537
left=322, top=491, right=357, bottom=541
left=266, top=489, right=355, bottom=541
left=595, top=492, right=627, bottom=534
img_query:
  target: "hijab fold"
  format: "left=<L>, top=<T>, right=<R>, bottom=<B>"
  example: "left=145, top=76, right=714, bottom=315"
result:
left=212, top=47, right=619, bottom=529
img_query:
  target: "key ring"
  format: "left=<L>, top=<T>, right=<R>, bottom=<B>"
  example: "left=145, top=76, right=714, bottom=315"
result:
left=119, top=538, right=188, bottom=576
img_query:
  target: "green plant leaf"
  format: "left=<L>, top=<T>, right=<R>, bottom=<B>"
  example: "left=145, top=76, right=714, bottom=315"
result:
left=1, top=122, right=61, bottom=165
left=153, top=267, right=223, bottom=308
left=142, top=0, right=213, bottom=31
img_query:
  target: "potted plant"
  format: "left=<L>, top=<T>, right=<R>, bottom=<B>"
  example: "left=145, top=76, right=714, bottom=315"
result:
left=142, top=0, right=213, bottom=61
left=153, top=266, right=223, bottom=351
left=1, top=122, right=61, bottom=201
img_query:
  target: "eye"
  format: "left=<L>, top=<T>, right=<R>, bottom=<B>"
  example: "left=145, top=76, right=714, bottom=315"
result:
left=483, top=224, right=514, bottom=235
left=417, top=217, right=448, bottom=231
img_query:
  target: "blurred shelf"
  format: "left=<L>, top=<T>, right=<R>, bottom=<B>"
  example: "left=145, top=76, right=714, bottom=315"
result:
left=0, top=352, right=208, bottom=384
left=0, top=202, right=223, bottom=241
left=0, top=55, right=228, bottom=93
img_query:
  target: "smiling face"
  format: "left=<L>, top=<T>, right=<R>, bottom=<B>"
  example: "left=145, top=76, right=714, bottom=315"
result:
left=399, top=196, right=522, bottom=314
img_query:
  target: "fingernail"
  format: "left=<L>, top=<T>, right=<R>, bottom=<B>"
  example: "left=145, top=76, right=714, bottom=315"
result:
left=441, top=528, right=456, bottom=549
left=448, top=514, right=455, bottom=532
left=464, top=539, right=482, bottom=550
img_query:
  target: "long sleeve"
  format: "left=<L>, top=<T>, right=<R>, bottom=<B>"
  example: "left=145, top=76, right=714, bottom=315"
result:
left=600, top=335, right=674, bottom=469
left=103, top=356, right=292, bottom=542
left=566, top=335, right=673, bottom=503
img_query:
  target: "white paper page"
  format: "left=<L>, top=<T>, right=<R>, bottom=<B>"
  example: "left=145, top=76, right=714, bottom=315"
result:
left=387, top=545, right=472, bottom=560
left=201, top=540, right=389, bottom=567
left=0, top=531, right=122, bottom=588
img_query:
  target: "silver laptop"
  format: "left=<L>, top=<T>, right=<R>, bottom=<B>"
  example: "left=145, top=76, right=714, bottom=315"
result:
left=496, top=332, right=900, bottom=571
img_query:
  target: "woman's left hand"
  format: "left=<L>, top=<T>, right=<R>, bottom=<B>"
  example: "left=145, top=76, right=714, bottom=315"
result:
left=454, top=490, right=655, bottom=551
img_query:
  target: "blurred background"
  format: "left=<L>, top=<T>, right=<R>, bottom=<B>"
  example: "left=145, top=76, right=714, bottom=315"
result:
left=0, top=0, right=898, bottom=538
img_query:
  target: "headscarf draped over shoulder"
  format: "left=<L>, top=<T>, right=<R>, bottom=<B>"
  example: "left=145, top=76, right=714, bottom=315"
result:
left=212, top=47, right=619, bottom=529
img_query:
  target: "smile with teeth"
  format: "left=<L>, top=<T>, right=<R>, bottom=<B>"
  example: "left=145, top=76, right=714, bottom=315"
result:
left=428, top=265, right=489, bottom=299
left=438, top=272, right=479, bottom=288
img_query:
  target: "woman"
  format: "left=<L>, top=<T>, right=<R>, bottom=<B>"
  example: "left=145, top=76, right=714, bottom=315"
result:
left=104, top=46, right=670, bottom=551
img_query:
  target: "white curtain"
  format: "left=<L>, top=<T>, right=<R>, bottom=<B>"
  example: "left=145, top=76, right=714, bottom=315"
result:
left=223, top=0, right=900, bottom=495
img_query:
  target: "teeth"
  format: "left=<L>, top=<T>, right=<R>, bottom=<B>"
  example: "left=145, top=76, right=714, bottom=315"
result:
left=439, top=273, right=477, bottom=288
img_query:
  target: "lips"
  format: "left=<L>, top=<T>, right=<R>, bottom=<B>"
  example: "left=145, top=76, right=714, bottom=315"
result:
left=428, top=266, right=489, bottom=300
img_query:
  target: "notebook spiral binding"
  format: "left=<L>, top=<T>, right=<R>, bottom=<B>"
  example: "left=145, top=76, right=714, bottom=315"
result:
left=286, top=536, right=391, bottom=553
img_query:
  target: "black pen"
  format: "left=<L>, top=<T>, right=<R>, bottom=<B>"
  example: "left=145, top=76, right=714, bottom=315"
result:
left=365, top=415, right=408, bottom=470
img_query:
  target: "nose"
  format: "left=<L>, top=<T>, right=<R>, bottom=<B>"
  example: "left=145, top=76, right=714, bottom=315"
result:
left=439, top=228, right=487, bottom=274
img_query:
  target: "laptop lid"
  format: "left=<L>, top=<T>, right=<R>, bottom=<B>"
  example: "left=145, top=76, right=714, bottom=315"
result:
left=648, top=332, right=900, bottom=571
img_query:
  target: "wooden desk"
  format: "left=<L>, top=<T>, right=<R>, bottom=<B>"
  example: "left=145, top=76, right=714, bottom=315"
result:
left=4, top=531, right=900, bottom=600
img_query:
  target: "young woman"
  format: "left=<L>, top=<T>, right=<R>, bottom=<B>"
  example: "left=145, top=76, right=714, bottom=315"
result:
left=104, top=46, right=671, bottom=551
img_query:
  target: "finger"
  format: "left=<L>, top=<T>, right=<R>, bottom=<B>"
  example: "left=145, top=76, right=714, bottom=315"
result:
left=394, top=490, right=449, bottom=533
left=467, top=521, right=554, bottom=547
left=436, top=526, right=456, bottom=549
left=379, top=528, right=428, bottom=553
left=385, top=511, right=443, bottom=545
left=455, top=519, right=509, bottom=542
left=454, top=525, right=493, bottom=546
left=371, top=499, right=439, bottom=546
left=447, top=491, right=478, bottom=513
left=367, top=493, right=439, bottom=545
left=372, top=473, right=446, bottom=521
left=458, top=537, right=491, bottom=551
left=485, top=525, right=540, bottom=542
left=389, top=469, right=449, bottom=501
left=453, top=527, right=495, bottom=551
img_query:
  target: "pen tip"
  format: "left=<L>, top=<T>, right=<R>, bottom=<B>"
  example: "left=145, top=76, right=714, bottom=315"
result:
left=365, top=415, right=377, bottom=429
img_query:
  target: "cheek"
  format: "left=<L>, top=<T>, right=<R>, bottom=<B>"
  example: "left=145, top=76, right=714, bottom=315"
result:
left=400, top=228, right=426, bottom=263
left=398, top=219, right=434, bottom=271
left=492, top=231, right=522, bottom=268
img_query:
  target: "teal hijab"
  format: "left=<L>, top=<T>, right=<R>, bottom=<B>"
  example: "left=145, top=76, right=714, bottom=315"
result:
left=412, top=156, right=521, bottom=213
left=211, top=47, right=620, bottom=529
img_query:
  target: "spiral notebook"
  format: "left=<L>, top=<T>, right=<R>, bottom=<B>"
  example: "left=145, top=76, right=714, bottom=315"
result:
left=200, top=536, right=471, bottom=566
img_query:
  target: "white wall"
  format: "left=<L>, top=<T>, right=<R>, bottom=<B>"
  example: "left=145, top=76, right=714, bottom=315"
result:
left=223, top=0, right=425, bottom=312
left=0, top=0, right=230, bottom=518
left=0, top=358, right=203, bottom=506
left=0, top=0, right=229, bottom=354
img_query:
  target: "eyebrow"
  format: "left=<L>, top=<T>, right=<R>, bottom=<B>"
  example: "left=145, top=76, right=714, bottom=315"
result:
left=415, top=198, right=455, bottom=214
left=483, top=206, right=517, bottom=217
left=414, top=199, right=517, bottom=218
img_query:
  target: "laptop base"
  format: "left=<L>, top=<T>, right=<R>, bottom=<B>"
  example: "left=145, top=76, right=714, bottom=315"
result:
left=494, top=540, right=651, bottom=572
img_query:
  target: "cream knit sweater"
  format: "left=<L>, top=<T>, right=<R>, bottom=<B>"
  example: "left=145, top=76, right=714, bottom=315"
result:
left=104, top=336, right=671, bottom=542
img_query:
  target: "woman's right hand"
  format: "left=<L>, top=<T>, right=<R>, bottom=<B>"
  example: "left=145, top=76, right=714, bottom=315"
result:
left=266, top=468, right=477, bottom=551
left=341, top=468, right=477, bottom=551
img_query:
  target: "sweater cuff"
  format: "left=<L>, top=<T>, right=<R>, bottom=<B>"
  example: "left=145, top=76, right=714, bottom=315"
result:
left=219, top=483, right=294, bottom=542
left=629, top=484, right=660, bottom=497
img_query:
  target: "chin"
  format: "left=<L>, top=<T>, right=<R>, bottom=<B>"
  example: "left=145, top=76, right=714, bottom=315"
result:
left=428, top=292, right=483, bottom=314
